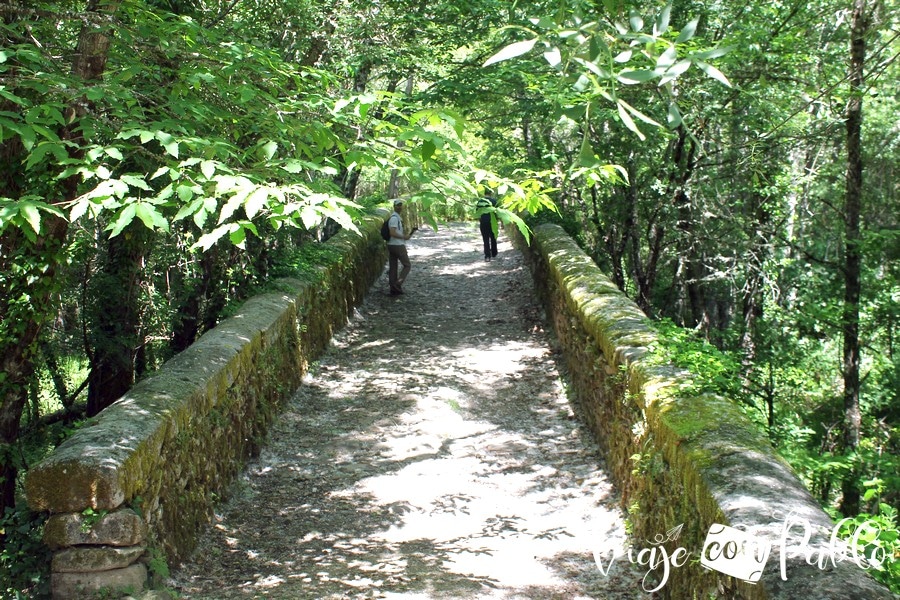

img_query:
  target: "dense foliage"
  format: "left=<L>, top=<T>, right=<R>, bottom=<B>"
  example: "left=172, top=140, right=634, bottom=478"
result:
left=0, top=0, right=897, bottom=595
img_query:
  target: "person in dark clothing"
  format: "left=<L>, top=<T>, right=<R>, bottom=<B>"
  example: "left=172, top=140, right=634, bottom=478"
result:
left=476, top=192, right=498, bottom=261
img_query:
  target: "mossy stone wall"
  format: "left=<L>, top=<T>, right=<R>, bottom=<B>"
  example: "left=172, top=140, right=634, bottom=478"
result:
left=514, top=223, right=893, bottom=599
left=24, top=212, right=389, bottom=599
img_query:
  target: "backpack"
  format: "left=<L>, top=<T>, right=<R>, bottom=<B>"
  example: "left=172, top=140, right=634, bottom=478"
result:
left=380, top=218, right=391, bottom=241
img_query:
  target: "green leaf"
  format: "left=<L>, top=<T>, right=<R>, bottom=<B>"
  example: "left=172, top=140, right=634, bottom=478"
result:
left=613, top=50, right=633, bottom=63
left=617, top=69, right=657, bottom=84
left=589, top=35, right=608, bottom=62
left=18, top=124, right=36, bottom=151
left=697, top=61, right=732, bottom=87
left=115, top=129, right=140, bottom=141
left=219, top=187, right=251, bottom=224
left=193, top=208, right=208, bottom=229
left=201, top=160, right=216, bottom=180
left=229, top=225, right=246, bottom=247
left=333, top=98, right=352, bottom=114
left=421, top=140, right=437, bottom=162
left=619, top=99, right=662, bottom=128
left=543, top=47, right=562, bottom=68
left=193, top=224, right=232, bottom=251
left=176, top=184, right=194, bottom=202
left=655, top=4, right=672, bottom=35
left=659, top=59, right=692, bottom=86
left=676, top=18, right=699, bottom=43
left=577, top=133, right=598, bottom=167
left=260, top=141, right=278, bottom=161
left=483, top=38, right=538, bottom=67
left=629, top=10, right=643, bottom=32
left=667, top=102, right=683, bottom=128
left=25, top=141, right=67, bottom=170
left=121, top=174, right=151, bottom=191
left=655, top=46, right=678, bottom=70
left=562, top=105, right=587, bottom=121
left=616, top=101, right=645, bottom=140
left=69, top=199, right=91, bottom=222
left=281, top=160, right=305, bottom=174
left=135, top=203, right=168, bottom=231
left=244, top=187, right=269, bottom=219
left=573, top=57, right=610, bottom=79
left=20, top=203, right=41, bottom=234
left=105, top=147, right=124, bottom=161
left=108, top=203, right=137, bottom=237
left=151, top=166, right=170, bottom=180
left=173, top=198, right=202, bottom=222
left=156, top=132, right=179, bottom=158
left=692, top=46, right=733, bottom=60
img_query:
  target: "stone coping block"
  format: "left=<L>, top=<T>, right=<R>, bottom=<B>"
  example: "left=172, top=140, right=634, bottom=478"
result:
left=51, top=563, right=147, bottom=600
left=44, top=508, right=147, bottom=550
left=517, top=223, right=894, bottom=599
left=52, top=545, right=145, bottom=573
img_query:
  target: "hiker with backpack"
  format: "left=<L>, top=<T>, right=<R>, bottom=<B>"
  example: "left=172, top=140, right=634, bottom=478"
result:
left=385, top=198, right=417, bottom=296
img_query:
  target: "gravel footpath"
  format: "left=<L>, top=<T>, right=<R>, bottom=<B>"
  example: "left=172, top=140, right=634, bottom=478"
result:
left=171, top=222, right=648, bottom=599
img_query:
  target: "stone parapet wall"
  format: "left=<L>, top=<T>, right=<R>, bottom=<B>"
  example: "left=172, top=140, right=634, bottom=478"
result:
left=514, top=223, right=893, bottom=599
left=24, top=212, right=389, bottom=600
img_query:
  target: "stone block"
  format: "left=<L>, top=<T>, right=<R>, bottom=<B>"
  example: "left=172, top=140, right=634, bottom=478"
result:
left=52, top=545, right=145, bottom=573
left=44, top=508, right=147, bottom=550
left=51, top=563, right=147, bottom=600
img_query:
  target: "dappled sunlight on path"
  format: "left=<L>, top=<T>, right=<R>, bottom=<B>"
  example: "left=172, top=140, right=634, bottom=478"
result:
left=172, top=223, right=645, bottom=599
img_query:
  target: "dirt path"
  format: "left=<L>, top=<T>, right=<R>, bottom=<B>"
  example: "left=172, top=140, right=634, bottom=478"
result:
left=171, top=222, right=646, bottom=599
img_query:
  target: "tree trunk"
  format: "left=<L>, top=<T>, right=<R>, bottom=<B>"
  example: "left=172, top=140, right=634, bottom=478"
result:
left=87, top=223, right=149, bottom=416
left=620, top=157, right=665, bottom=315
left=739, top=189, right=771, bottom=395
left=170, top=246, right=214, bottom=354
left=667, top=127, right=702, bottom=329
left=300, top=19, right=335, bottom=67
left=336, top=57, right=374, bottom=203
left=40, top=341, right=72, bottom=410
left=839, top=0, right=867, bottom=517
left=388, top=72, right=416, bottom=199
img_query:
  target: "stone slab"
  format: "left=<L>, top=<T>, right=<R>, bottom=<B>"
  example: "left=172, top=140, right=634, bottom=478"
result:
left=51, top=563, right=146, bottom=600
left=44, top=508, right=147, bottom=550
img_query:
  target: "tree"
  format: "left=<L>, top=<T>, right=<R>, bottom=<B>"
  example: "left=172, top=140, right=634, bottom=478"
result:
left=0, top=0, right=121, bottom=514
left=839, top=0, right=869, bottom=517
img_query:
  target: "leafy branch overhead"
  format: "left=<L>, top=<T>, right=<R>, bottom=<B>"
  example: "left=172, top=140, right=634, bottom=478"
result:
left=483, top=3, right=732, bottom=143
left=0, top=10, right=473, bottom=249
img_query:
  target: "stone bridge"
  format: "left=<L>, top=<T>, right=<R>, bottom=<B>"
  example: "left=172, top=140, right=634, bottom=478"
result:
left=25, top=210, right=894, bottom=599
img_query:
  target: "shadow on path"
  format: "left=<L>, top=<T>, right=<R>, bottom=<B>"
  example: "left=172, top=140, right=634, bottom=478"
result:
left=172, top=223, right=647, bottom=599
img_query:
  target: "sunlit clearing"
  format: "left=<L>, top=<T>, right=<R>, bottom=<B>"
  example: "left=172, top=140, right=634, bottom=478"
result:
left=332, top=421, right=621, bottom=592
left=452, top=341, right=545, bottom=375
